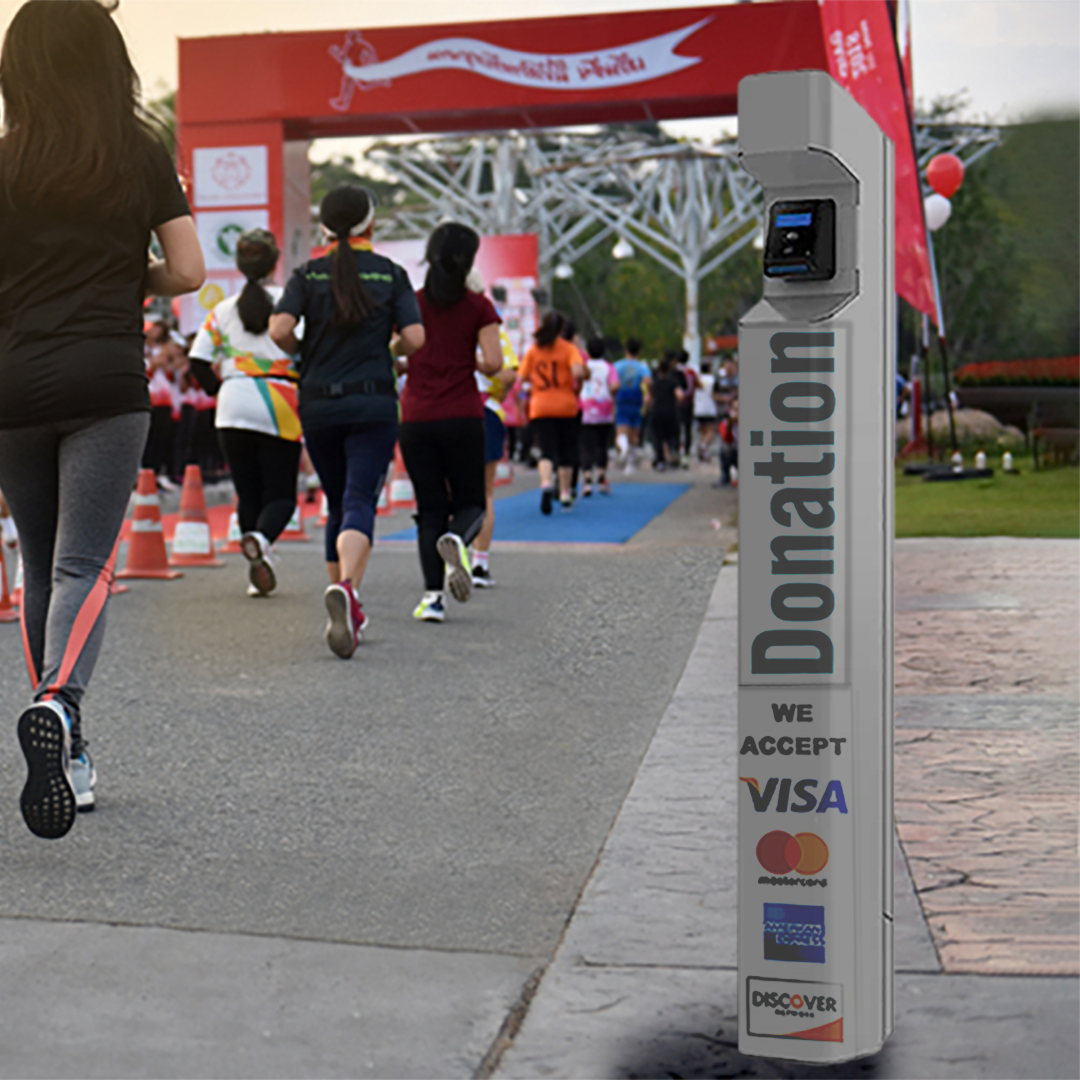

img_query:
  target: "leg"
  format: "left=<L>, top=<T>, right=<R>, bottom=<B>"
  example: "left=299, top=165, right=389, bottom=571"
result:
left=338, top=422, right=398, bottom=591
left=302, top=425, right=350, bottom=581
left=399, top=422, right=452, bottom=593
left=219, top=428, right=264, bottom=534
left=255, top=435, right=303, bottom=544
left=444, top=417, right=487, bottom=546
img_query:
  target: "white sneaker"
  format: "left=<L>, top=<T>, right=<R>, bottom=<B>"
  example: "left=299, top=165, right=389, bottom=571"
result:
left=436, top=533, right=473, bottom=603
left=240, top=531, right=278, bottom=595
left=0, top=514, right=17, bottom=548
left=17, top=699, right=77, bottom=839
left=412, top=592, right=446, bottom=621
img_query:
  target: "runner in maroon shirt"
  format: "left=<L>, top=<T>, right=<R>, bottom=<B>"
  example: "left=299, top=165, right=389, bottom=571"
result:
left=398, top=222, right=503, bottom=622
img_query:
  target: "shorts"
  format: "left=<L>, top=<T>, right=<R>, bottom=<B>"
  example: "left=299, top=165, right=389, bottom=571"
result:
left=483, top=407, right=506, bottom=464
left=615, top=390, right=644, bottom=429
left=531, top=415, right=579, bottom=469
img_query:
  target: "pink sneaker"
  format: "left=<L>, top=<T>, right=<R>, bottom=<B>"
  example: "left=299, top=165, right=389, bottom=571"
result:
left=323, top=583, right=368, bottom=659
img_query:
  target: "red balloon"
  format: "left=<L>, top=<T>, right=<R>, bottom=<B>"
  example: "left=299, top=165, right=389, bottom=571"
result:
left=926, top=153, right=964, bottom=198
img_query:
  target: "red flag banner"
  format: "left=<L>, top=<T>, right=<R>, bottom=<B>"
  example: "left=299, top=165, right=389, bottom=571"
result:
left=818, top=0, right=936, bottom=322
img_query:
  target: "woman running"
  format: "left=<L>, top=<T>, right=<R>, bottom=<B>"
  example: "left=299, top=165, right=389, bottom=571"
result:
left=270, top=185, right=423, bottom=658
left=0, top=0, right=204, bottom=838
left=518, top=311, right=588, bottom=514
left=578, top=336, right=620, bottom=496
left=398, top=222, right=502, bottom=622
left=189, top=229, right=302, bottom=598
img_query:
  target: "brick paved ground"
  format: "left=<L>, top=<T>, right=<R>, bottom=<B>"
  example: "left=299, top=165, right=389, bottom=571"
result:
left=894, top=539, right=1079, bottom=976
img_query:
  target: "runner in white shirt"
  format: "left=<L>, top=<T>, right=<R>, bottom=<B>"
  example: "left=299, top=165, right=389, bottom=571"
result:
left=188, top=229, right=302, bottom=598
left=693, top=358, right=719, bottom=462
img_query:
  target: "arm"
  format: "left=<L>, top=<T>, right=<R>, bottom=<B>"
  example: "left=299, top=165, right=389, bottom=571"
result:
left=146, top=216, right=205, bottom=297
left=395, top=322, right=425, bottom=357
left=269, top=313, right=299, bottom=355
left=476, top=323, right=503, bottom=376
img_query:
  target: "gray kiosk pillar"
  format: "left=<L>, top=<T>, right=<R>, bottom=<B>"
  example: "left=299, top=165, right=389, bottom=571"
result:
left=736, top=71, right=894, bottom=1062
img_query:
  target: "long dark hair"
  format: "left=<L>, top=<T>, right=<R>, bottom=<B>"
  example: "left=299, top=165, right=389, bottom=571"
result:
left=424, top=222, right=480, bottom=308
left=0, top=0, right=165, bottom=216
left=320, top=185, right=378, bottom=328
left=534, top=310, right=566, bottom=349
left=235, top=229, right=279, bottom=335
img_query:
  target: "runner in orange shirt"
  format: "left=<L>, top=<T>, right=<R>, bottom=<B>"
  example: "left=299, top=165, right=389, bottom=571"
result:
left=518, top=311, right=587, bottom=514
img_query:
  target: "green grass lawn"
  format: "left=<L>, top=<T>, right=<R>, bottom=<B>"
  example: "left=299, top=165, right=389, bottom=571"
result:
left=895, top=464, right=1079, bottom=538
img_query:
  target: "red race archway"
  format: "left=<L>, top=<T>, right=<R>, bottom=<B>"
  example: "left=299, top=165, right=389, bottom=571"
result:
left=175, top=2, right=933, bottom=329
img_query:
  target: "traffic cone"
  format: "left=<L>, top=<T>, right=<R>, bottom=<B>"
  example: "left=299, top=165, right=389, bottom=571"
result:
left=388, top=444, right=416, bottom=510
left=169, top=465, right=224, bottom=567
left=318, top=491, right=330, bottom=527
left=11, top=552, right=23, bottom=606
left=0, top=544, right=17, bottom=623
left=117, top=469, right=183, bottom=579
left=276, top=498, right=310, bottom=542
left=219, top=501, right=243, bottom=554
left=109, top=537, right=129, bottom=595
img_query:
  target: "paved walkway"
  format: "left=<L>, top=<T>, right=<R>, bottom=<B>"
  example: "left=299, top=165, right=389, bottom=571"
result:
left=495, top=538, right=1079, bottom=1079
left=0, top=465, right=1076, bottom=1078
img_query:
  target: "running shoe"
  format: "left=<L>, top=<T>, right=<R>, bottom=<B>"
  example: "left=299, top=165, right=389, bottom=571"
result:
left=560, top=495, right=574, bottom=511
left=71, top=747, right=96, bottom=812
left=471, top=564, right=496, bottom=588
left=412, top=592, right=446, bottom=622
left=437, top=533, right=473, bottom=603
left=240, top=531, right=278, bottom=596
left=324, top=583, right=368, bottom=659
left=581, top=482, right=593, bottom=497
left=17, top=699, right=77, bottom=839
left=156, top=474, right=178, bottom=493
left=540, top=487, right=554, bottom=516
left=599, top=477, right=612, bottom=495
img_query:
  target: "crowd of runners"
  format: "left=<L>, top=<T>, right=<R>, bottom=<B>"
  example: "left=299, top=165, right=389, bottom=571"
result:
left=0, top=0, right=739, bottom=842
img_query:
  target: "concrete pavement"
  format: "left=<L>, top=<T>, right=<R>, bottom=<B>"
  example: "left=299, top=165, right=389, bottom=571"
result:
left=0, top=468, right=1076, bottom=1078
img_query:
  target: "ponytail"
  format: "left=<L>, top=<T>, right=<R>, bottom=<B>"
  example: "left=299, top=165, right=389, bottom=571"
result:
left=319, top=184, right=381, bottom=329
left=234, top=230, right=279, bottom=335
left=423, top=221, right=481, bottom=308
left=330, top=239, right=378, bottom=328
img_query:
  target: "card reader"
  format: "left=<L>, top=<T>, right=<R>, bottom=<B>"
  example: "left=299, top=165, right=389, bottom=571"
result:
left=763, top=199, right=836, bottom=281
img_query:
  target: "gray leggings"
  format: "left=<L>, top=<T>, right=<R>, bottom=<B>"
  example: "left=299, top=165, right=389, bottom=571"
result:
left=0, top=411, right=149, bottom=746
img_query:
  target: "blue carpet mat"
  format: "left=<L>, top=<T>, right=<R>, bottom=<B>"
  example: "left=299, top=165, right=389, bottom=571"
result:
left=383, top=482, right=690, bottom=545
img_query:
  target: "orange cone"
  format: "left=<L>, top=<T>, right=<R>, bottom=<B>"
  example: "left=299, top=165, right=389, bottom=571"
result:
left=117, top=469, right=183, bottom=579
left=169, top=465, right=224, bottom=567
left=108, top=537, right=129, bottom=595
left=318, top=491, right=330, bottom=526
left=388, top=444, right=416, bottom=510
left=219, top=500, right=243, bottom=554
left=0, top=543, right=17, bottom=623
left=11, top=552, right=22, bottom=605
left=276, top=498, right=310, bottom=542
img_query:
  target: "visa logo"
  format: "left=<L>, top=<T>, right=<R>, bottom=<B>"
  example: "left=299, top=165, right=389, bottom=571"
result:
left=739, top=777, right=848, bottom=814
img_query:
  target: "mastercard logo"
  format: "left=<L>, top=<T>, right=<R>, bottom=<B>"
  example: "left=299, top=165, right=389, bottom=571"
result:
left=756, top=830, right=829, bottom=876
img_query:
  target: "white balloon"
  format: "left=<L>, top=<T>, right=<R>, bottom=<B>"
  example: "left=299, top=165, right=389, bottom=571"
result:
left=924, top=193, right=952, bottom=231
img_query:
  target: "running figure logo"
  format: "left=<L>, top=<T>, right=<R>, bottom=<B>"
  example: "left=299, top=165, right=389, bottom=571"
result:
left=329, top=32, right=389, bottom=111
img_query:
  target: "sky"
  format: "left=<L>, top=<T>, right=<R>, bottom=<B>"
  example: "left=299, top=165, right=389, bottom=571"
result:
left=0, top=0, right=1076, bottom=159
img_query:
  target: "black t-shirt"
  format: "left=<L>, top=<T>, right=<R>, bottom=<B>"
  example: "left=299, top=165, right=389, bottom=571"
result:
left=0, top=137, right=191, bottom=430
left=275, top=245, right=421, bottom=431
left=651, top=369, right=687, bottom=419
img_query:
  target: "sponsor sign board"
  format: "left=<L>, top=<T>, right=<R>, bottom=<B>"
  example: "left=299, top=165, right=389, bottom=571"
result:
left=193, top=145, right=269, bottom=209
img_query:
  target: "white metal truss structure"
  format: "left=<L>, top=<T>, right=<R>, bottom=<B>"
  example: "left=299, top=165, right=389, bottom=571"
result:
left=366, top=122, right=999, bottom=363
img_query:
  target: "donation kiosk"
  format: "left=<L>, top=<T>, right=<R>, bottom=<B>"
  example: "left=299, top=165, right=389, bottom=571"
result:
left=736, top=70, right=894, bottom=1062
